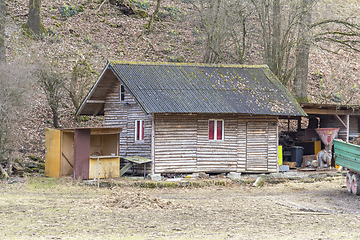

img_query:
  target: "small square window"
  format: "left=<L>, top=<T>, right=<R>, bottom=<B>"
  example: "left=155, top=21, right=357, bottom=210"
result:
left=120, top=85, right=125, bottom=101
left=135, top=120, right=144, bottom=141
left=209, top=120, right=223, bottom=141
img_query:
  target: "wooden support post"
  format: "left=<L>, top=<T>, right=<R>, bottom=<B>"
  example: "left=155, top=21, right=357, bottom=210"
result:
left=333, top=114, right=347, bottom=129
left=120, top=163, right=133, bottom=177
left=287, top=119, right=290, bottom=131
left=346, top=115, right=350, bottom=142
left=97, top=157, right=100, bottom=188
left=151, top=115, right=155, bottom=175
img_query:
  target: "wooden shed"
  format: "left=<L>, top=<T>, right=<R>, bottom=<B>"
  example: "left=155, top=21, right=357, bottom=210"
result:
left=77, top=61, right=306, bottom=174
left=45, top=127, right=122, bottom=179
left=300, top=103, right=360, bottom=142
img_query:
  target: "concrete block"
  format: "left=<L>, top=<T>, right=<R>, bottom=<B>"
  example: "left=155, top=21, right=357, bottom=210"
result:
left=227, top=172, right=241, bottom=179
left=151, top=174, right=162, bottom=181
left=278, top=165, right=289, bottom=172
left=252, top=177, right=265, bottom=187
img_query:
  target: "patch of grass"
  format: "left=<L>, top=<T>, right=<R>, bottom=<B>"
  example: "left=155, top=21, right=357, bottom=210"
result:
left=60, top=4, right=78, bottom=19
left=26, top=155, right=41, bottom=162
left=27, top=177, right=59, bottom=190
left=156, top=5, right=185, bottom=21
left=132, top=0, right=150, bottom=10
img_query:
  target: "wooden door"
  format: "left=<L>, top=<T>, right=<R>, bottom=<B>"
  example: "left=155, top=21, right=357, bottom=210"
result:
left=45, top=128, right=61, bottom=178
left=246, top=122, right=268, bottom=172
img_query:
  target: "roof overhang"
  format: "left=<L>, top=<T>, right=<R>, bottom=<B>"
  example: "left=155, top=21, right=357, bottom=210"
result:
left=300, top=102, right=360, bottom=116
left=60, top=127, right=122, bottom=135
left=76, top=62, right=118, bottom=116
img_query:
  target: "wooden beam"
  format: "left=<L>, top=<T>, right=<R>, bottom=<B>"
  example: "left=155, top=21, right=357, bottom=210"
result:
left=333, top=114, right=347, bottom=129
left=303, top=108, right=360, bottom=115
left=86, top=100, right=106, bottom=104
left=346, top=115, right=350, bottom=142
left=151, top=115, right=155, bottom=175
left=297, top=116, right=301, bottom=130
left=93, top=103, right=104, bottom=116
left=90, top=128, right=122, bottom=135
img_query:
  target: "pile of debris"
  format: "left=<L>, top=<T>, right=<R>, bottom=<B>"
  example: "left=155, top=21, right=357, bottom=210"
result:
left=350, top=134, right=360, bottom=145
left=1, top=155, right=45, bottom=179
left=91, top=189, right=183, bottom=210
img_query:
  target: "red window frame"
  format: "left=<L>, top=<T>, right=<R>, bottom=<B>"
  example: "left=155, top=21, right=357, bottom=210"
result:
left=135, top=120, right=144, bottom=141
left=209, top=120, right=223, bottom=141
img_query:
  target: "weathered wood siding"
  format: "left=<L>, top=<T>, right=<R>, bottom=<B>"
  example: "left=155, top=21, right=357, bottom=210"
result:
left=239, top=117, right=277, bottom=173
left=153, top=114, right=278, bottom=173
left=154, top=114, right=198, bottom=173
left=350, top=116, right=360, bottom=135
left=104, top=82, right=152, bottom=161
left=320, top=115, right=347, bottom=140
left=196, top=115, right=238, bottom=173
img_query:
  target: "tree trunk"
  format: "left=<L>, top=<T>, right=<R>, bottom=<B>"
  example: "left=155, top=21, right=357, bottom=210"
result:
left=146, top=0, right=161, bottom=32
left=51, top=106, right=59, bottom=128
left=270, top=0, right=280, bottom=76
left=27, top=0, right=43, bottom=36
left=293, top=0, right=312, bottom=101
left=0, top=0, right=5, bottom=62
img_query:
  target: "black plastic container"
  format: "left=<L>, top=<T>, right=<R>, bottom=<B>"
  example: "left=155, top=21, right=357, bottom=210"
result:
left=291, top=146, right=304, bottom=167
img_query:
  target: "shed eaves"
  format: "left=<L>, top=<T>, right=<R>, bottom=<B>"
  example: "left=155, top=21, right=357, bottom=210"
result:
left=106, top=61, right=305, bottom=116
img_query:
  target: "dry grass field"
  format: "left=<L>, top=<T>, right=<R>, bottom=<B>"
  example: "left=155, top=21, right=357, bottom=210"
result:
left=1, top=174, right=360, bottom=239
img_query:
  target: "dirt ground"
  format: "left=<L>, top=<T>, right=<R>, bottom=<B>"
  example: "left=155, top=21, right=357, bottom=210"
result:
left=1, top=173, right=360, bottom=240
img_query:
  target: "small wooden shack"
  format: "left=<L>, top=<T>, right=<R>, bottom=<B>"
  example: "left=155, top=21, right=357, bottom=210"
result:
left=77, top=61, right=306, bottom=174
left=45, top=127, right=122, bottom=179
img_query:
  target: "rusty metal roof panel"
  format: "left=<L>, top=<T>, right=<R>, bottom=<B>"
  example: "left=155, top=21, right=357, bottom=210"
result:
left=105, top=61, right=306, bottom=116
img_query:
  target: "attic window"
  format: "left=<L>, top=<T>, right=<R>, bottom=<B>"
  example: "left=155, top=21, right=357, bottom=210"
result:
left=209, top=120, right=224, bottom=141
left=135, top=120, right=144, bottom=142
left=120, top=85, right=125, bottom=101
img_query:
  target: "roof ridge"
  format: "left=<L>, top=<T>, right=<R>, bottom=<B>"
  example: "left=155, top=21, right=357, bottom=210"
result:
left=108, top=60, right=269, bottom=69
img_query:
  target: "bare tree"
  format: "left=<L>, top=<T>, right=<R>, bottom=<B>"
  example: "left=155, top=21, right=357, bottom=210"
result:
left=0, top=0, right=5, bottom=62
left=146, top=0, right=161, bottom=32
left=194, top=0, right=249, bottom=64
left=0, top=62, right=34, bottom=178
left=293, top=0, right=312, bottom=101
left=37, top=65, right=64, bottom=128
left=250, top=0, right=303, bottom=84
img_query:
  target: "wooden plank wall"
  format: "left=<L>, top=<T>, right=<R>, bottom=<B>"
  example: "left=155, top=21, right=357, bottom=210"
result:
left=154, top=114, right=198, bottom=173
left=267, top=120, right=278, bottom=173
left=350, top=116, right=359, bottom=135
left=238, top=117, right=277, bottom=173
left=153, top=114, right=278, bottom=173
left=320, top=115, right=347, bottom=140
left=246, top=121, right=268, bottom=172
left=104, top=82, right=152, bottom=173
left=196, top=115, right=238, bottom=173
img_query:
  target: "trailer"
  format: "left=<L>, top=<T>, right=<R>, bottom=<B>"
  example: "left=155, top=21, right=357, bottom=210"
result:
left=333, top=139, right=360, bottom=195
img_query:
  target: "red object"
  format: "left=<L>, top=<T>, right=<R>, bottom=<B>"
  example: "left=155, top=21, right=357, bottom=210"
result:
left=209, top=120, right=214, bottom=140
left=315, top=128, right=340, bottom=146
left=217, top=121, right=222, bottom=140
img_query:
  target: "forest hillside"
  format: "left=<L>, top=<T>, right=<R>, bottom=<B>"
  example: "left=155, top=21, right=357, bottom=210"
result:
left=2, top=0, right=360, bottom=172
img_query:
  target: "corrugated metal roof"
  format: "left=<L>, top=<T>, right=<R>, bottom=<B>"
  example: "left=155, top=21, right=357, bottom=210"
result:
left=107, top=61, right=305, bottom=116
left=77, top=61, right=306, bottom=116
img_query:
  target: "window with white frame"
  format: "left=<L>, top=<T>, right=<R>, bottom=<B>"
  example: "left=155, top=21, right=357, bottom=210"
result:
left=120, top=85, right=125, bottom=101
left=208, top=119, right=224, bottom=140
left=135, top=120, right=144, bottom=141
